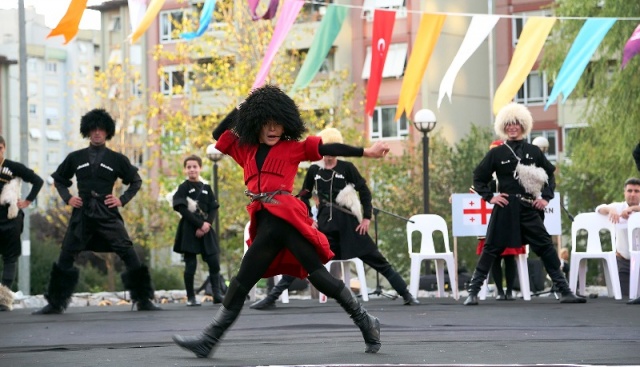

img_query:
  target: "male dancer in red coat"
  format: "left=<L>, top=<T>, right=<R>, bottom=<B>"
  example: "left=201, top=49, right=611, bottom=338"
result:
left=172, top=85, right=390, bottom=358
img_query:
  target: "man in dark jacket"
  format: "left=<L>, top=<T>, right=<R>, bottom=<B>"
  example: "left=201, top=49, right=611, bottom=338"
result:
left=32, top=109, right=161, bottom=315
left=0, top=135, right=43, bottom=311
left=463, top=103, right=585, bottom=305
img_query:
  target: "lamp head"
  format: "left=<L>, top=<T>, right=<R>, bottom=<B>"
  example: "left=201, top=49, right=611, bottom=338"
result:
left=531, top=136, right=549, bottom=153
left=206, top=143, right=224, bottom=162
left=413, top=109, right=437, bottom=133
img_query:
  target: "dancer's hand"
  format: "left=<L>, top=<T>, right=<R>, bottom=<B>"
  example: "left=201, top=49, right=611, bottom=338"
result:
left=17, top=199, right=31, bottom=209
left=533, top=198, right=548, bottom=211
left=201, top=222, right=211, bottom=233
left=68, top=196, right=83, bottom=208
left=356, top=218, right=370, bottom=235
left=105, top=194, right=122, bottom=208
left=195, top=229, right=205, bottom=238
left=363, top=142, right=390, bottom=158
left=489, top=193, right=509, bottom=207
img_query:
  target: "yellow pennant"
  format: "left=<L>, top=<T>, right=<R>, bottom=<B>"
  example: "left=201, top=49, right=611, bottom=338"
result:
left=47, top=0, right=88, bottom=44
left=395, top=14, right=446, bottom=122
left=129, top=0, right=166, bottom=44
left=493, top=17, right=556, bottom=115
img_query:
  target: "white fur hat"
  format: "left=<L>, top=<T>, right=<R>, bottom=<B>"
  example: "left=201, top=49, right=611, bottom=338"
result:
left=494, top=103, right=533, bottom=139
left=318, top=127, right=343, bottom=144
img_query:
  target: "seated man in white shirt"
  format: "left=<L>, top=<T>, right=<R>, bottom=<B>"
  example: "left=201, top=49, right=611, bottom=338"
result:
left=596, top=177, right=640, bottom=303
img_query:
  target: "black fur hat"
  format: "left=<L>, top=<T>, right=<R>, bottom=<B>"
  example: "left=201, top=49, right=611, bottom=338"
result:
left=234, top=85, right=306, bottom=145
left=80, top=109, right=116, bottom=140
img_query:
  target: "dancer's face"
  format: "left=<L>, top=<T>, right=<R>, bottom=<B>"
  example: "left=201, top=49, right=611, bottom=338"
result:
left=505, top=122, right=524, bottom=140
left=184, top=160, right=202, bottom=182
left=323, top=155, right=337, bottom=168
left=89, top=128, right=107, bottom=146
left=0, top=143, right=5, bottom=161
left=259, top=121, right=284, bottom=146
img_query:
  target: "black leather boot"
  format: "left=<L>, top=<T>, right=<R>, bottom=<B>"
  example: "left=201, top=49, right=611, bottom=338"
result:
left=463, top=270, right=488, bottom=306
left=539, top=247, right=586, bottom=304
left=249, top=275, right=293, bottom=310
left=173, top=278, right=248, bottom=358
left=184, top=273, right=200, bottom=307
left=307, top=269, right=381, bottom=353
left=210, top=273, right=224, bottom=304
left=122, top=265, right=162, bottom=311
left=32, top=263, right=79, bottom=315
left=386, top=272, right=419, bottom=305
left=334, top=285, right=381, bottom=353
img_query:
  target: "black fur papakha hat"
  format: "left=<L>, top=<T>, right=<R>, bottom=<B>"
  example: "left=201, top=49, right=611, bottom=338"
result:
left=234, top=84, right=306, bottom=145
left=80, top=108, right=116, bottom=140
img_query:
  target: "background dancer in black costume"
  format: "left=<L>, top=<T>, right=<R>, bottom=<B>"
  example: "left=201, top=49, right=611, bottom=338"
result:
left=463, top=103, right=585, bottom=305
left=32, top=109, right=161, bottom=314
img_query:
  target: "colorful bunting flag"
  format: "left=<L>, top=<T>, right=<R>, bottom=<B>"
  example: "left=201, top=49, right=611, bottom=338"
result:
left=395, top=13, right=446, bottom=121
left=290, top=5, right=348, bottom=94
left=493, top=16, right=556, bottom=115
left=544, top=18, right=617, bottom=110
left=438, top=15, right=499, bottom=108
left=182, top=0, right=217, bottom=40
left=129, top=0, right=166, bottom=44
left=249, top=0, right=279, bottom=21
left=622, top=24, right=640, bottom=69
left=47, top=0, right=88, bottom=44
left=128, top=0, right=147, bottom=34
left=365, top=9, right=396, bottom=117
left=252, top=0, right=304, bottom=90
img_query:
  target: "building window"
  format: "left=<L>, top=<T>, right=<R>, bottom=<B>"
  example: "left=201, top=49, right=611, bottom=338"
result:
left=370, top=105, right=408, bottom=140
left=512, top=10, right=552, bottom=47
left=160, top=10, right=187, bottom=43
left=45, top=62, right=57, bottom=73
left=361, top=43, right=408, bottom=80
left=528, top=130, right=557, bottom=161
left=109, top=16, right=121, bottom=32
left=28, top=104, right=37, bottom=115
left=515, top=71, right=549, bottom=105
left=161, top=68, right=186, bottom=96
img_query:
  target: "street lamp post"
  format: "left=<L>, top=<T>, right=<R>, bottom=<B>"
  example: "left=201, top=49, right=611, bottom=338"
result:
left=413, top=109, right=437, bottom=214
left=206, top=144, right=224, bottom=244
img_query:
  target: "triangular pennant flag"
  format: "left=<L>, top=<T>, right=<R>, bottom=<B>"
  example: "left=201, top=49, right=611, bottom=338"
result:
left=290, top=5, right=348, bottom=94
left=252, top=0, right=304, bottom=89
left=395, top=13, right=446, bottom=121
left=493, top=17, right=556, bottom=115
left=438, top=15, right=499, bottom=108
left=47, top=0, right=88, bottom=44
left=622, top=24, right=640, bottom=69
left=249, top=0, right=279, bottom=21
left=182, top=0, right=217, bottom=40
left=545, top=18, right=617, bottom=110
left=129, top=0, right=166, bottom=44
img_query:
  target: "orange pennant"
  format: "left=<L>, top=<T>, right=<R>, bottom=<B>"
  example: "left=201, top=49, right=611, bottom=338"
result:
left=47, top=0, right=88, bottom=44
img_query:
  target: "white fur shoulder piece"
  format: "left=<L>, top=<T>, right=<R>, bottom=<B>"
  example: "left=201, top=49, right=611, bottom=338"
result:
left=515, top=163, right=548, bottom=198
left=186, top=197, right=198, bottom=213
left=0, top=178, right=22, bottom=219
left=335, top=184, right=363, bottom=223
left=0, top=284, right=14, bottom=311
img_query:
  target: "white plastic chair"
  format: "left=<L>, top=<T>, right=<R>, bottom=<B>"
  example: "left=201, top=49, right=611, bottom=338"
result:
left=569, top=213, right=621, bottom=299
left=407, top=214, right=458, bottom=300
left=478, top=246, right=531, bottom=301
left=243, top=222, right=288, bottom=303
left=627, top=212, right=640, bottom=299
left=319, top=258, right=369, bottom=303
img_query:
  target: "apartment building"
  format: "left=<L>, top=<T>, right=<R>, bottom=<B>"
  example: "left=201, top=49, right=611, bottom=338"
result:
left=0, top=7, right=98, bottom=209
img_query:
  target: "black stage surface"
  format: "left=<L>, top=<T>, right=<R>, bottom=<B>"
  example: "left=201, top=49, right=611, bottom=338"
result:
left=1, top=296, right=638, bottom=366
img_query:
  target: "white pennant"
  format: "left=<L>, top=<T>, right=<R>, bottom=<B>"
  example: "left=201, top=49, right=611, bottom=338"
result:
left=438, top=15, right=500, bottom=108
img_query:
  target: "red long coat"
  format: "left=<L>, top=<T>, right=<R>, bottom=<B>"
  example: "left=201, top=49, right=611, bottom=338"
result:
left=216, top=131, right=334, bottom=278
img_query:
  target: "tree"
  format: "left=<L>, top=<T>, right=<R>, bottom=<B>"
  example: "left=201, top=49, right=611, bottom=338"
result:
left=541, top=1, right=640, bottom=217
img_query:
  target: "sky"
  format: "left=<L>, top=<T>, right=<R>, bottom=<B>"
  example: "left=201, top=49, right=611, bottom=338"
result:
left=0, top=0, right=103, bottom=30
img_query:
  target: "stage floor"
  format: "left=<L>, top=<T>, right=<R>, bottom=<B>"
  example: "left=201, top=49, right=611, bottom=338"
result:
left=1, top=295, right=638, bottom=366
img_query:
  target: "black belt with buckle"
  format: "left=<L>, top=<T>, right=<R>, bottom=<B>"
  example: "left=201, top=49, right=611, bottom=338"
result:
left=513, top=194, right=535, bottom=204
left=245, top=190, right=291, bottom=204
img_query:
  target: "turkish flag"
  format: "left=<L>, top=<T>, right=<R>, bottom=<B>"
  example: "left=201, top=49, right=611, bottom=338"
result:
left=365, top=9, right=396, bottom=117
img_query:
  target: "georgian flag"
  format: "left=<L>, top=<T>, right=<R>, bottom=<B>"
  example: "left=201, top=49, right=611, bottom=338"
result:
left=462, top=197, right=494, bottom=226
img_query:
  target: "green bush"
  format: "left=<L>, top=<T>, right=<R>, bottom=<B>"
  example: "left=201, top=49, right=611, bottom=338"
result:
left=150, top=266, right=183, bottom=291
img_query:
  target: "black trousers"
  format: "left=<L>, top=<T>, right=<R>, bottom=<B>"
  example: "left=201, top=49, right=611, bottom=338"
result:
left=235, top=210, right=341, bottom=297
